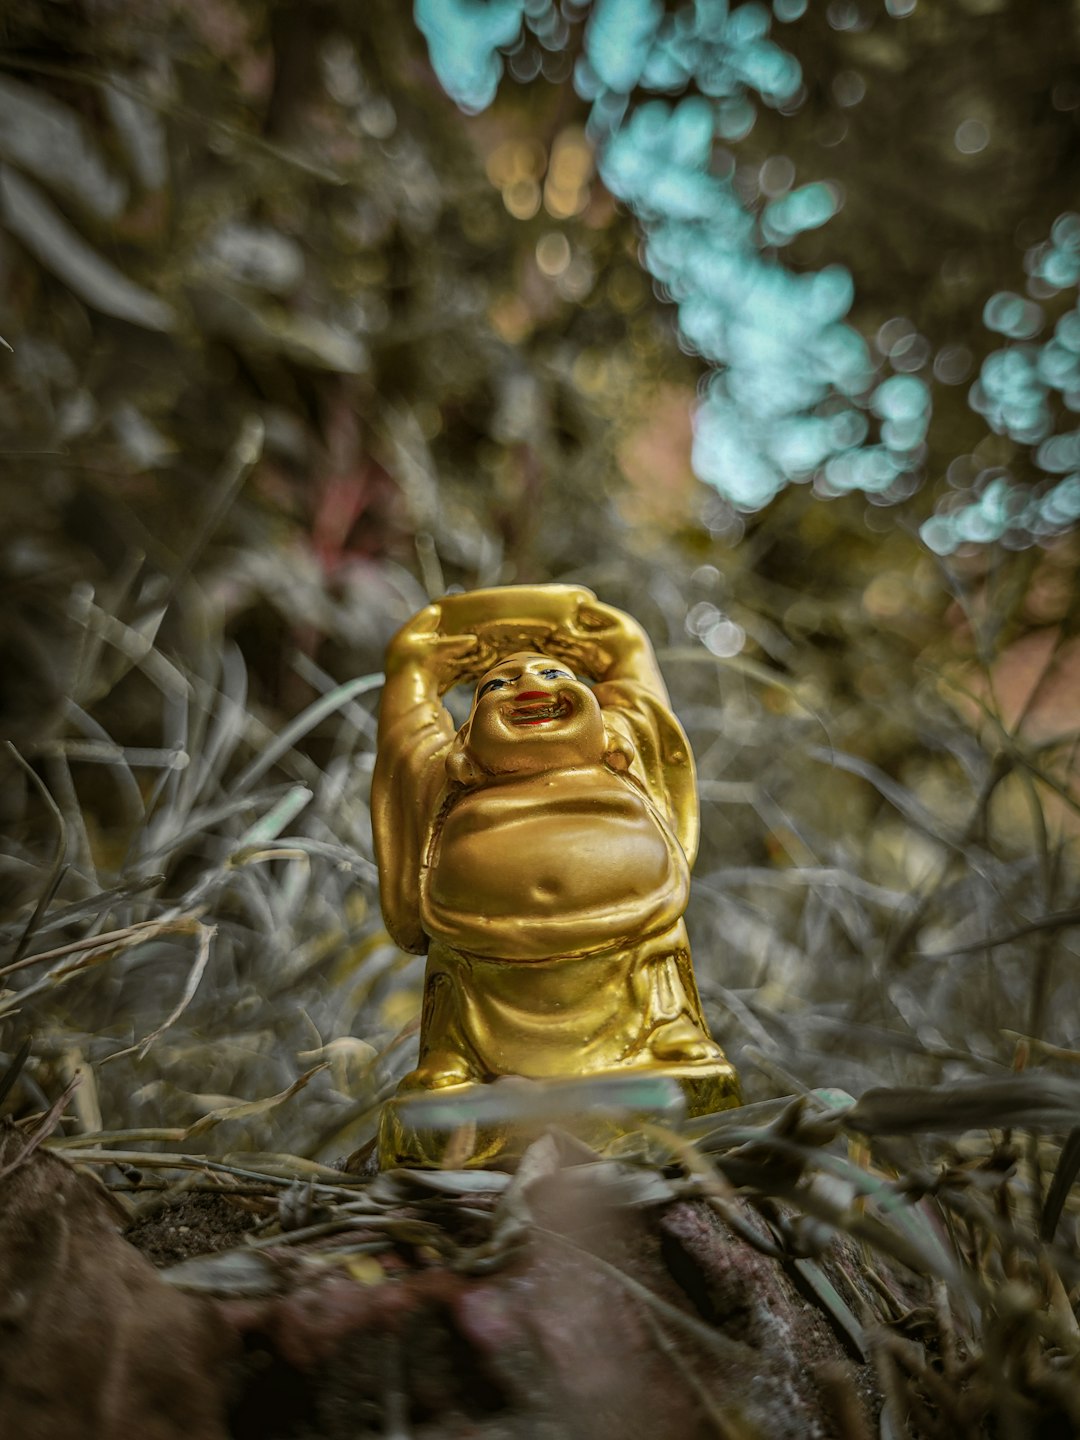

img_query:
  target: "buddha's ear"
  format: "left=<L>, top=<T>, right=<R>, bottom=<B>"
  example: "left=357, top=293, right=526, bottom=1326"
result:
left=446, top=728, right=483, bottom=787
left=602, top=719, right=635, bottom=773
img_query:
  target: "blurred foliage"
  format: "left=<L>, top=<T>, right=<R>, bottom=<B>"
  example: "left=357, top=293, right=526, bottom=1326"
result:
left=423, top=0, right=1080, bottom=548
left=0, top=1, right=1079, bottom=1433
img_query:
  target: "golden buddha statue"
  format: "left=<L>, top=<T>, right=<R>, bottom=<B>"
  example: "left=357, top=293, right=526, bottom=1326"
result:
left=372, top=584, right=740, bottom=1166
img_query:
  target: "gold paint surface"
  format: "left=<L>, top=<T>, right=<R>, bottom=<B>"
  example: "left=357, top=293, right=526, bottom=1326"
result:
left=372, top=584, right=740, bottom=1167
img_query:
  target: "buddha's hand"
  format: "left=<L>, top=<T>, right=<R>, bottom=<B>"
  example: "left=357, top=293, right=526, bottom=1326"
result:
left=386, top=604, right=482, bottom=691
left=547, top=596, right=651, bottom=681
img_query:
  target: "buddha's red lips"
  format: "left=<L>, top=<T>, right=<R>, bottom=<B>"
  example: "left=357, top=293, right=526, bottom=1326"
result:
left=508, top=693, right=571, bottom=726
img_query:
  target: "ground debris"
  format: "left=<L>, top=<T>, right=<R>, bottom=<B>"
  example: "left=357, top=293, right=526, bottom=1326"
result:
left=125, top=1189, right=262, bottom=1268
left=0, top=1122, right=885, bottom=1438
left=0, top=1120, right=237, bottom=1440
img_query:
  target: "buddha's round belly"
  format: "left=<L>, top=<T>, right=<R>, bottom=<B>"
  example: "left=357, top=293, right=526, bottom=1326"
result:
left=423, top=792, right=682, bottom=956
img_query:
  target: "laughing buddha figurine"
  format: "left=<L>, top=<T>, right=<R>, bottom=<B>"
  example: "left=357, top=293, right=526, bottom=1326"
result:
left=372, top=584, right=740, bottom=1166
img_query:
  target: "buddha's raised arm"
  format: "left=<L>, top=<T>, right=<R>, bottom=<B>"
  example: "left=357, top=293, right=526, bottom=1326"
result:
left=540, top=594, right=699, bottom=865
left=541, top=594, right=670, bottom=702
left=372, top=605, right=481, bottom=953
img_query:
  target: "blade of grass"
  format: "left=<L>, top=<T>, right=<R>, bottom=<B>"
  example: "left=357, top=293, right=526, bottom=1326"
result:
left=228, top=673, right=383, bottom=795
left=5, top=742, right=68, bottom=962
left=103, top=921, right=217, bottom=1063
left=1039, top=1126, right=1080, bottom=1243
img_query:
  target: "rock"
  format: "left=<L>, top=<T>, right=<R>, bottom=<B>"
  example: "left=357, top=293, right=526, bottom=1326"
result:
left=0, top=1125, right=881, bottom=1438
left=0, top=1121, right=237, bottom=1440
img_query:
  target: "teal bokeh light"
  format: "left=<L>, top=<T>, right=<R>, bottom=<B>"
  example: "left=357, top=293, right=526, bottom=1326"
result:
left=923, top=216, right=1080, bottom=555
left=983, top=292, right=1043, bottom=340
left=414, top=0, right=525, bottom=114
left=415, top=0, right=936, bottom=520
left=417, top=2, right=1080, bottom=551
left=586, top=0, right=662, bottom=93
left=761, top=182, right=840, bottom=246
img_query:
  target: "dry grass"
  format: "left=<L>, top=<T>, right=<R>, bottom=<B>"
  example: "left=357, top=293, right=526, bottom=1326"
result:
left=2, top=520, right=1078, bottom=1435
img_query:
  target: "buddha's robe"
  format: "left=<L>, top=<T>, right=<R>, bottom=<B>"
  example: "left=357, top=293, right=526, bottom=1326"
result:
left=371, top=677, right=711, bottom=1081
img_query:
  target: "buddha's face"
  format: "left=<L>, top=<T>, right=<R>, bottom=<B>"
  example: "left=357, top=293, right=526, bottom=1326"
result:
left=459, top=652, right=606, bottom=776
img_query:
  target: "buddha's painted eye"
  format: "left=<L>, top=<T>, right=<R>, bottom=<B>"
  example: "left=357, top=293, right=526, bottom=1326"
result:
left=478, top=677, right=509, bottom=698
left=539, top=668, right=570, bottom=680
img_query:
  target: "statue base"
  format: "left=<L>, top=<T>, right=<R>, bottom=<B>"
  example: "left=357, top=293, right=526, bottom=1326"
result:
left=376, top=1063, right=742, bottom=1170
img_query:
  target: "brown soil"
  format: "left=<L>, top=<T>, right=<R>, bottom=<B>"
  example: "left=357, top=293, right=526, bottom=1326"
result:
left=126, top=1191, right=263, bottom=1267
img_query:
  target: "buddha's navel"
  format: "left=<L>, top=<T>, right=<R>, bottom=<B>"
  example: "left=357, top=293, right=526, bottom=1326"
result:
left=422, top=765, right=686, bottom=957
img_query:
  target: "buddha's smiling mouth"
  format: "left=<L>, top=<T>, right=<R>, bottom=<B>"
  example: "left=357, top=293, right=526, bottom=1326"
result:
left=507, top=693, right=572, bottom=726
